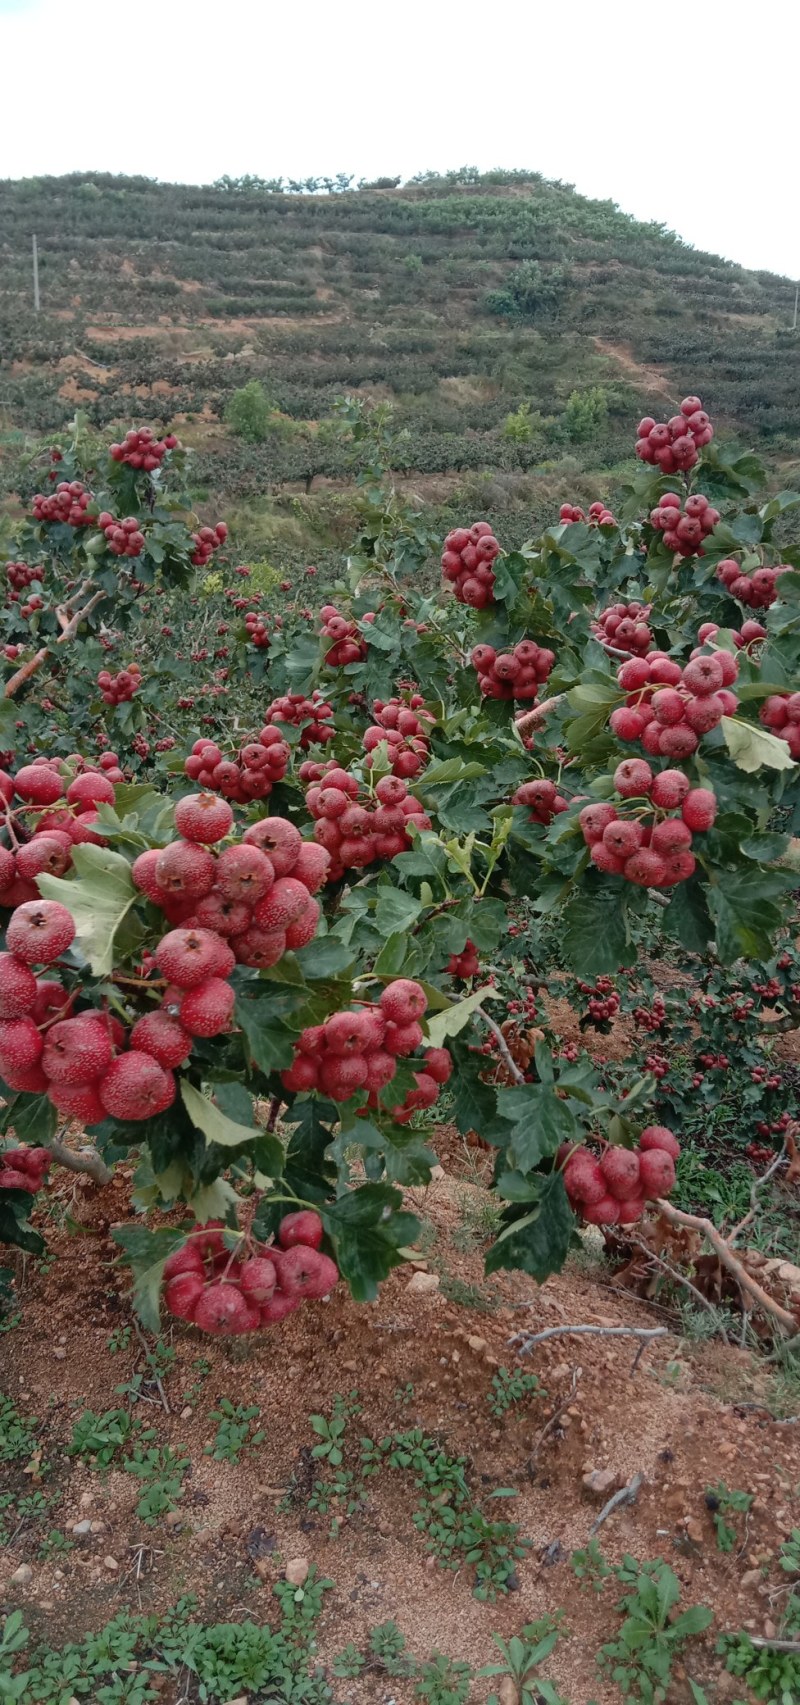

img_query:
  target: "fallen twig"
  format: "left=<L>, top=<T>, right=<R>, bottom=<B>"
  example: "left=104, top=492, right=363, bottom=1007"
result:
left=511, top=1322, right=668, bottom=1376
left=626, top=1233, right=731, bottom=1344
left=743, top=1636, right=800, bottom=1654
left=590, top=1471, right=643, bottom=1535
left=729, top=1144, right=787, bottom=1247
left=131, top=1318, right=171, bottom=1414
left=655, top=1198, right=799, bottom=1335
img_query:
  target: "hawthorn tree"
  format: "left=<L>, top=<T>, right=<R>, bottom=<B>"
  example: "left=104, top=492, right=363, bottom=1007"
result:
left=0, top=392, right=797, bottom=1330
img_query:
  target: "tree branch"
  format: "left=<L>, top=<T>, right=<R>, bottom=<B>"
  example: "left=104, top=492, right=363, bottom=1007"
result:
left=48, top=1136, right=111, bottom=1186
left=515, top=694, right=565, bottom=735
left=510, top=1322, right=668, bottom=1369
left=479, top=1010, right=527, bottom=1085
left=655, top=1198, right=799, bottom=1335
left=5, top=585, right=107, bottom=700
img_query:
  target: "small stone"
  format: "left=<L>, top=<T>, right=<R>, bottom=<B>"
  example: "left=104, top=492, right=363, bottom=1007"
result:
left=342, top=1360, right=357, bottom=1372
left=164, top=1510, right=183, bottom=1529
left=180, top=1406, right=192, bottom=1421
left=89, top=1520, right=106, bottom=1535
left=467, top=1334, right=487, bottom=1354
left=684, top=1518, right=704, bottom=1546
left=430, top=1164, right=445, bottom=1181
left=406, top=1271, right=440, bottom=1295
left=763, top=1618, right=777, bottom=1640
left=52, top=1347, right=67, bottom=1361
left=79, top=1492, right=94, bottom=1510
left=72, top=1520, right=92, bottom=1536
left=498, top=1678, right=519, bottom=1705
left=10, top=1564, right=32, bottom=1586
left=285, top=1557, right=309, bottom=1587
left=103, top=1556, right=118, bottom=1572
left=582, top=1468, right=618, bottom=1499
left=740, top=1569, right=762, bottom=1589
left=54, top=1569, right=64, bottom=1581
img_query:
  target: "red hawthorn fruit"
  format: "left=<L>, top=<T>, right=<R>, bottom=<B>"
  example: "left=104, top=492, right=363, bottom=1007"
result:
left=0, top=1169, right=37, bottom=1193
left=193, top=1283, right=259, bottom=1335
left=600, top=1147, right=641, bottom=1200
left=0, top=954, right=38, bottom=1018
left=242, top=816, right=302, bottom=874
left=582, top=1195, right=621, bottom=1225
left=681, top=788, right=717, bottom=831
left=46, top=1081, right=107, bottom=1123
left=155, top=928, right=233, bottom=989
left=383, top=1018, right=424, bottom=1056
left=165, top=1272, right=205, bottom=1321
left=98, top=1052, right=176, bottom=1120
left=253, top=876, right=310, bottom=931
left=13, top=764, right=64, bottom=805
left=278, top=1209, right=325, bottom=1251
left=130, top=1010, right=193, bottom=1068
left=16, top=836, right=72, bottom=880
left=638, top=1148, right=676, bottom=1197
left=0, top=1016, right=44, bottom=1072
left=6, top=900, right=76, bottom=964
left=614, top=759, right=653, bottom=798
left=564, top=1152, right=606, bottom=1204
left=163, top=1243, right=205, bottom=1281
left=215, top=843, right=275, bottom=904
left=66, top=772, right=115, bottom=808
left=639, top=1125, right=681, bottom=1159
left=230, top=925, right=286, bottom=968
left=379, top=979, right=427, bottom=1024
left=155, top=841, right=216, bottom=900
left=239, top=1255, right=278, bottom=1303
left=616, top=1195, right=646, bottom=1225
left=42, top=1015, right=114, bottom=1085
left=423, top=1047, right=453, bottom=1085
left=578, top=802, right=618, bottom=843
left=174, top=792, right=234, bottom=844
left=179, top=977, right=235, bottom=1038
left=649, top=769, right=690, bottom=810
left=260, top=1290, right=300, bottom=1323
left=274, top=1244, right=339, bottom=1301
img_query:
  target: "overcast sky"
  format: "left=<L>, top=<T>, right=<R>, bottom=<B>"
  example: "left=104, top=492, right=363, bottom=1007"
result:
left=1, top=0, right=797, bottom=280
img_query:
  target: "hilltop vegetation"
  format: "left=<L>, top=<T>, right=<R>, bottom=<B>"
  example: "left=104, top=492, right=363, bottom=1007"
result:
left=0, top=166, right=798, bottom=551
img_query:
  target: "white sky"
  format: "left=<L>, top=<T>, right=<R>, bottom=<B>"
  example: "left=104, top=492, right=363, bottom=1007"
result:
left=1, top=0, right=797, bottom=280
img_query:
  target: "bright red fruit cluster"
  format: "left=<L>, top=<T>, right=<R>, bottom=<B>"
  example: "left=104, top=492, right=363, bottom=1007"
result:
left=441, top=522, right=500, bottom=608
left=513, top=778, right=568, bottom=824
left=96, top=512, right=145, bottom=558
left=31, top=481, right=93, bottom=526
left=302, top=762, right=430, bottom=878
left=592, top=602, right=652, bottom=656
left=0, top=760, right=126, bottom=906
left=649, top=492, right=719, bottom=557
left=760, top=693, right=800, bottom=759
left=447, top=939, right=479, bottom=978
left=610, top=649, right=738, bottom=756
left=163, top=1211, right=338, bottom=1336
left=580, top=763, right=717, bottom=888
left=190, top=523, right=227, bottom=568
left=0, top=1144, right=51, bottom=1194
left=470, top=639, right=555, bottom=702
left=698, top=619, right=767, bottom=650
left=266, top=691, right=335, bottom=748
left=320, top=604, right=370, bottom=666
left=133, top=796, right=325, bottom=971
left=184, top=726, right=290, bottom=804
left=559, top=501, right=615, bottom=526
left=363, top=694, right=433, bottom=778
left=109, top=427, right=179, bottom=469
left=19, top=594, right=43, bottom=620
left=6, top=562, right=43, bottom=592
left=98, top=663, right=142, bottom=705
left=281, top=979, right=452, bottom=1119
left=244, top=611, right=270, bottom=648
left=716, top=558, right=787, bottom=609
left=561, top=1126, right=680, bottom=1226
left=579, top=978, right=620, bottom=1023
left=635, top=396, right=713, bottom=472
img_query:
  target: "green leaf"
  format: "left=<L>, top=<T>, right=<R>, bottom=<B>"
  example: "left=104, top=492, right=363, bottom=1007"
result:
left=426, top=985, right=500, bottom=1048
left=720, top=716, right=797, bottom=774
left=485, top=1174, right=574, bottom=1281
left=374, top=932, right=409, bottom=976
left=708, top=868, right=791, bottom=962
left=740, top=831, right=791, bottom=862
left=450, top=1060, right=499, bottom=1137
left=374, top=888, right=423, bottom=936
left=495, top=1084, right=579, bottom=1171
left=0, top=1189, right=45, bottom=1255
left=111, top=1223, right=187, bottom=1332
left=294, top=937, right=355, bottom=979
left=561, top=887, right=637, bottom=977
left=0, top=1092, right=57, bottom=1144
left=234, top=990, right=301, bottom=1073
left=662, top=879, right=714, bottom=954
left=38, top=845, right=137, bottom=976
left=180, top=1080, right=260, bottom=1149
left=421, top=757, right=486, bottom=787
left=324, top=1190, right=420, bottom=1302
left=671, top=1605, right=714, bottom=1638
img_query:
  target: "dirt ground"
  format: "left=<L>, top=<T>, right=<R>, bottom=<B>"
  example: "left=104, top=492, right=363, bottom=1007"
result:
left=2, top=1140, right=798, bottom=1704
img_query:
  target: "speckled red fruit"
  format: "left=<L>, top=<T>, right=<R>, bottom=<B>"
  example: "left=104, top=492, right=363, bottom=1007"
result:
left=66, top=772, right=115, bottom=807
left=291, top=842, right=331, bottom=893
left=0, top=954, right=38, bottom=1018
left=260, top=1290, right=300, bottom=1324
left=179, top=977, right=235, bottom=1038
left=582, top=1195, right=621, bottom=1226
left=155, top=841, right=216, bottom=900
left=285, top=898, right=320, bottom=949
left=0, top=1016, right=44, bottom=1072
left=638, top=1149, right=676, bottom=1197
left=278, top=1210, right=324, bottom=1251
left=681, top=788, right=717, bottom=831
left=174, top=792, right=234, bottom=844
left=564, top=1152, right=606, bottom=1205
left=13, top=764, right=64, bottom=806
left=600, top=1147, right=641, bottom=1201
left=242, top=816, right=302, bottom=874
left=130, top=1010, right=193, bottom=1068
left=240, top=1255, right=278, bottom=1303
left=98, top=1052, right=175, bottom=1120
left=639, top=1125, right=681, bottom=1160
left=46, top=1081, right=106, bottom=1123
left=7, top=900, right=75, bottom=964
left=614, top=759, right=653, bottom=798
left=0, top=1169, right=37, bottom=1193
left=193, top=1283, right=259, bottom=1335
left=616, top=1196, right=645, bottom=1225
left=253, top=876, right=309, bottom=931
left=42, top=1015, right=114, bottom=1085
left=423, top=1047, right=452, bottom=1085
left=165, top=1272, right=205, bottom=1321
left=215, top=843, right=275, bottom=904
left=16, top=836, right=72, bottom=881
left=379, top=979, right=427, bottom=1024
left=648, top=770, right=690, bottom=810
left=155, top=928, right=232, bottom=988
left=163, top=1243, right=205, bottom=1281
left=274, top=1244, right=339, bottom=1300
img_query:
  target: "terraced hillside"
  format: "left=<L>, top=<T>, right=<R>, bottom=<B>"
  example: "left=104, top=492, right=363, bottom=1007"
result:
left=1, top=168, right=798, bottom=539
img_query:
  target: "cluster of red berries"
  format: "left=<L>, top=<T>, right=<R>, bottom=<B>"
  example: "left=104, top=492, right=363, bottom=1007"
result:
left=0, top=760, right=127, bottom=906
left=6, top=562, right=43, bottom=592
left=447, top=939, right=480, bottom=978
left=592, top=602, right=653, bottom=656
left=31, top=481, right=93, bottom=527
left=109, top=428, right=179, bottom=469
left=18, top=593, right=44, bottom=620
left=184, top=726, right=290, bottom=804
left=266, top=692, right=335, bottom=749
left=633, top=995, right=667, bottom=1033
left=470, top=639, right=555, bottom=702
left=320, top=604, right=370, bottom=667
left=244, top=611, right=270, bottom=648
left=635, top=396, right=714, bottom=472
left=0, top=1144, right=51, bottom=1195
left=133, top=795, right=326, bottom=972
left=561, top=1126, right=680, bottom=1226
left=649, top=492, right=720, bottom=557
left=750, top=1064, right=783, bottom=1089
left=578, top=978, right=620, bottom=1024
left=95, top=512, right=146, bottom=558
left=611, top=649, right=738, bottom=757
left=755, top=1111, right=793, bottom=1141
left=580, top=763, right=717, bottom=888
left=747, top=1140, right=777, bottom=1168
left=441, top=522, right=501, bottom=608
left=716, top=558, right=787, bottom=609
left=163, top=1211, right=338, bottom=1336
left=190, top=523, right=227, bottom=568
left=302, top=761, right=430, bottom=878
left=98, top=663, right=142, bottom=706
left=363, top=695, right=433, bottom=778
left=559, top=501, right=615, bottom=526
left=512, top=778, right=569, bottom=824
left=281, top=979, right=452, bottom=1118
left=698, top=619, right=767, bottom=650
